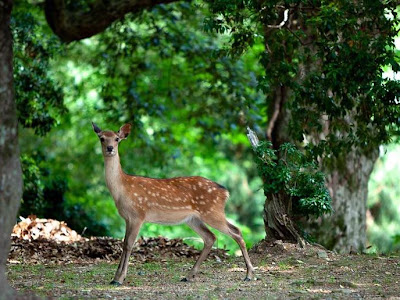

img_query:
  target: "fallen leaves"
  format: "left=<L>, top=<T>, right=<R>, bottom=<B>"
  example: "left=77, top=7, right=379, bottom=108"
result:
left=9, top=215, right=228, bottom=264
left=12, top=215, right=82, bottom=243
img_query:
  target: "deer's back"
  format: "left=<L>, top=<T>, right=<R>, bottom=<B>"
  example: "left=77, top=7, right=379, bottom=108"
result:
left=119, top=175, right=229, bottom=223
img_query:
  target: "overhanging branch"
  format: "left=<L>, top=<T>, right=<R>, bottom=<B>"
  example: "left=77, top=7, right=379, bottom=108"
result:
left=45, top=0, right=180, bottom=42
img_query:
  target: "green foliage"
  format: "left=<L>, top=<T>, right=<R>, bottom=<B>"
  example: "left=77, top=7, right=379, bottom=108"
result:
left=14, top=0, right=398, bottom=254
left=12, top=2, right=66, bottom=136
left=66, top=2, right=264, bottom=153
left=14, top=1, right=266, bottom=251
left=205, top=0, right=400, bottom=156
left=11, top=1, right=108, bottom=236
left=253, top=141, right=332, bottom=218
left=204, top=0, right=400, bottom=247
left=19, top=150, right=110, bottom=236
left=20, top=154, right=45, bottom=217
left=367, top=144, right=400, bottom=253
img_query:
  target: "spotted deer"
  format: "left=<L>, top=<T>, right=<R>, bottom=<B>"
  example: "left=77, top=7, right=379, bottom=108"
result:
left=92, top=122, right=254, bottom=285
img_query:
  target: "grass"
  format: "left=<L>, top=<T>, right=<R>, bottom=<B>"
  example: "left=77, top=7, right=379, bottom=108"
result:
left=6, top=248, right=400, bottom=299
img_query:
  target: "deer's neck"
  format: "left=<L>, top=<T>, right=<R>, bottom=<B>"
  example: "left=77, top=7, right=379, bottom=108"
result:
left=104, top=153, right=125, bottom=201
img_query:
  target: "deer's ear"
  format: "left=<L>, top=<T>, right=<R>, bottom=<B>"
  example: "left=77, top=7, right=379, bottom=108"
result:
left=92, top=122, right=102, bottom=135
left=118, top=123, right=132, bottom=139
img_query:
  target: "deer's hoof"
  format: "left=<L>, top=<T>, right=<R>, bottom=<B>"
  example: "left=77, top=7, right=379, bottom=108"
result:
left=244, top=277, right=252, bottom=281
left=181, top=275, right=196, bottom=282
left=110, top=280, right=122, bottom=286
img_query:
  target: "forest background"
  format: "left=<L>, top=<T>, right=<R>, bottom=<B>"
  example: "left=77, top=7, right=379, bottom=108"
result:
left=11, top=0, right=400, bottom=255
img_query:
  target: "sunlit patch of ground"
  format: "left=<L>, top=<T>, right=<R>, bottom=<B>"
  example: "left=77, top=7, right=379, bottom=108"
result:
left=7, top=241, right=400, bottom=299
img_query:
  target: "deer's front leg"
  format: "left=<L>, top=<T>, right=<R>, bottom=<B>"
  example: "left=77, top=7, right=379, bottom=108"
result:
left=111, top=218, right=143, bottom=285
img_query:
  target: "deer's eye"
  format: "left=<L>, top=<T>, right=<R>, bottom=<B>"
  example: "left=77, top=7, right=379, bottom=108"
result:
left=100, top=137, right=105, bottom=142
left=115, top=138, right=119, bottom=142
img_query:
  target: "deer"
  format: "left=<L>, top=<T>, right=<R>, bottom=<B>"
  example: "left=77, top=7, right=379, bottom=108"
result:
left=92, top=122, right=254, bottom=285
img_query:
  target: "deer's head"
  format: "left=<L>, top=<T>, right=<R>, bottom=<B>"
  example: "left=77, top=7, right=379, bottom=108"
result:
left=92, top=122, right=131, bottom=157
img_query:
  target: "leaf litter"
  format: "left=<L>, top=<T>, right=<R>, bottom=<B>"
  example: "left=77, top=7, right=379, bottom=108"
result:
left=9, top=215, right=227, bottom=264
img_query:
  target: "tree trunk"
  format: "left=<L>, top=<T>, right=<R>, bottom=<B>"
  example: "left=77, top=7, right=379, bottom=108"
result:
left=266, top=76, right=379, bottom=253
left=247, top=127, right=305, bottom=246
left=263, top=192, right=305, bottom=246
left=267, top=87, right=379, bottom=252
left=260, top=6, right=380, bottom=253
left=0, top=1, right=23, bottom=299
left=311, top=148, right=379, bottom=253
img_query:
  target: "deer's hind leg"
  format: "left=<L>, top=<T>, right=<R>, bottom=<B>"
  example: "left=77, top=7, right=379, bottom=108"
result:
left=183, top=217, right=216, bottom=281
left=204, top=214, right=254, bottom=281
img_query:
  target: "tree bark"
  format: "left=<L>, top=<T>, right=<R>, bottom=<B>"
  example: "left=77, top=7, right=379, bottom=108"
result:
left=311, top=148, right=379, bottom=253
left=44, top=0, right=180, bottom=42
left=263, top=192, right=305, bottom=246
left=0, top=0, right=23, bottom=299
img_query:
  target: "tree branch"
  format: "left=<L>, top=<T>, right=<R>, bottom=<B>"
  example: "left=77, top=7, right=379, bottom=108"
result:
left=45, top=0, right=180, bottom=42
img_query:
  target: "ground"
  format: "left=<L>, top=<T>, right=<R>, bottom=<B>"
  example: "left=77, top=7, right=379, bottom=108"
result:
left=6, top=238, right=400, bottom=299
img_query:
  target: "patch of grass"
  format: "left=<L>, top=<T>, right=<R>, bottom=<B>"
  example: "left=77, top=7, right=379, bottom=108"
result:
left=328, top=275, right=336, bottom=284
left=139, top=261, right=163, bottom=272
left=7, top=251, right=400, bottom=299
left=278, top=261, right=291, bottom=270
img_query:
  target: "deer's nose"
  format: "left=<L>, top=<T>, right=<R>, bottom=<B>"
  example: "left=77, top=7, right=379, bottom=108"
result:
left=107, top=146, right=114, bottom=152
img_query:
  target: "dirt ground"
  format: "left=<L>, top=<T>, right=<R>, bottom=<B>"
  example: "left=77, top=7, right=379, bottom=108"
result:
left=6, top=239, right=400, bottom=299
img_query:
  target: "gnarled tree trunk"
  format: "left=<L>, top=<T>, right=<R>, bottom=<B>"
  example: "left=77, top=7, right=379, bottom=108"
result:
left=0, top=0, right=23, bottom=299
left=263, top=192, right=305, bottom=246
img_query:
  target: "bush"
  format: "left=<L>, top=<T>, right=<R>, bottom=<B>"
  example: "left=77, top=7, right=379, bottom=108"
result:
left=254, top=141, right=332, bottom=219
